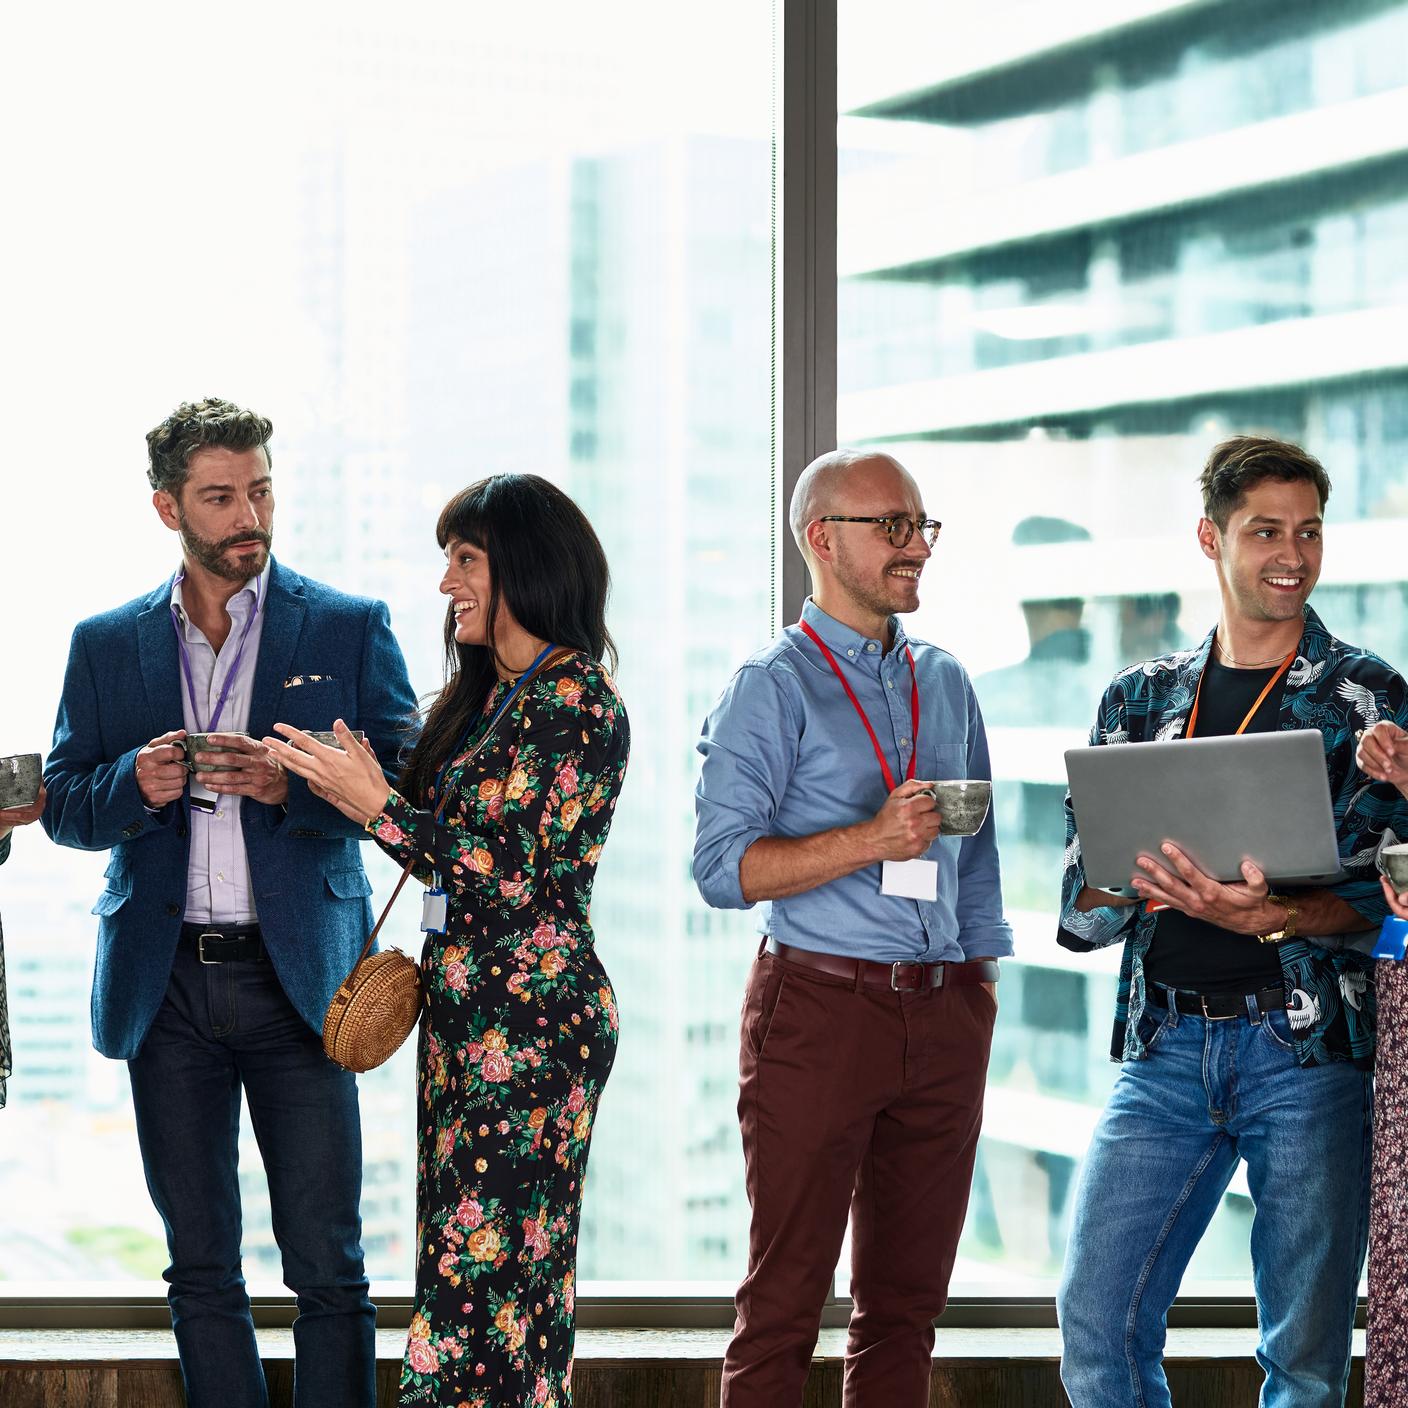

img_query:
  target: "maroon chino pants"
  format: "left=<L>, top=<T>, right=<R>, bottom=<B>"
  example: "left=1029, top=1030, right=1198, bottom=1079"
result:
left=721, top=946, right=996, bottom=1408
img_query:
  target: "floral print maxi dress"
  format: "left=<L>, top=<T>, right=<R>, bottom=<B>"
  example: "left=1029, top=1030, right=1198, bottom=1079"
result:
left=367, top=653, right=627, bottom=1408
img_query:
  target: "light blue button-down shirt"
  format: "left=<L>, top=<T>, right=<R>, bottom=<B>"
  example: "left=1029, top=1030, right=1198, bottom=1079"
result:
left=171, top=564, right=269, bottom=925
left=693, top=598, right=1013, bottom=963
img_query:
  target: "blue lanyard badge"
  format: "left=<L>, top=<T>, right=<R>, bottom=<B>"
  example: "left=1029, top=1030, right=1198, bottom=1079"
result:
left=421, top=887, right=449, bottom=934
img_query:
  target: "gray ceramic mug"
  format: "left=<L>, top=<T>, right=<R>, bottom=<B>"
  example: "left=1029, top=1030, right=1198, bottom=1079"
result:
left=304, top=729, right=366, bottom=750
left=1380, top=843, right=1408, bottom=893
left=0, top=753, right=42, bottom=810
left=183, top=732, right=255, bottom=774
left=916, top=779, right=993, bottom=837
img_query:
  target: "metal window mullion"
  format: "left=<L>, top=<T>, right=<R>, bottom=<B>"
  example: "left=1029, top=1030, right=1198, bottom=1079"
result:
left=777, top=0, right=838, bottom=631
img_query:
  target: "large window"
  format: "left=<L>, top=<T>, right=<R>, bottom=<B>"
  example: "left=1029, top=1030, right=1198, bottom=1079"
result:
left=838, top=0, right=1408, bottom=1291
left=0, top=2, right=773, bottom=1291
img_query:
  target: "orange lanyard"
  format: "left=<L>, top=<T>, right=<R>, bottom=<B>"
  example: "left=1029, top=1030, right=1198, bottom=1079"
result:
left=1143, top=646, right=1297, bottom=917
left=1186, top=648, right=1296, bottom=739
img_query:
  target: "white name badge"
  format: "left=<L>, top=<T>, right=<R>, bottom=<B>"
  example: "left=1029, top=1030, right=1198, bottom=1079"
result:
left=881, top=858, right=938, bottom=901
left=189, top=776, right=218, bottom=812
left=421, top=887, right=448, bottom=934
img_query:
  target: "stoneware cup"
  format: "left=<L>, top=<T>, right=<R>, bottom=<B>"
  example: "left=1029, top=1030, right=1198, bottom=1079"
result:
left=0, top=753, right=42, bottom=810
left=305, top=729, right=366, bottom=750
left=1380, top=842, right=1408, bottom=893
left=183, top=732, right=255, bottom=774
left=923, top=779, right=993, bottom=837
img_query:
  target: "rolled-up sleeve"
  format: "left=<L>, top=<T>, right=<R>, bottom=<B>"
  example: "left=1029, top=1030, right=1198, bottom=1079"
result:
left=954, top=678, right=1014, bottom=959
left=693, top=664, right=799, bottom=911
left=1058, top=710, right=1139, bottom=952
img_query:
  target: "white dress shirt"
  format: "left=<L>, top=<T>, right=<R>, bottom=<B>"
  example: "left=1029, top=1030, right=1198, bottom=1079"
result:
left=171, top=563, right=270, bottom=924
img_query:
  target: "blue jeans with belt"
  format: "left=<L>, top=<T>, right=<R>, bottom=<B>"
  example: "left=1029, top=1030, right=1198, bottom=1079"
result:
left=127, top=940, right=376, bottom=1408
left=1057, top=992, right=1371, bottom=1408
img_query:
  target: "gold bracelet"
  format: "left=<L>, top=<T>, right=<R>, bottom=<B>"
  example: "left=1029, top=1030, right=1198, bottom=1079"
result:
left=1256, top=894, right=1299, bottom=944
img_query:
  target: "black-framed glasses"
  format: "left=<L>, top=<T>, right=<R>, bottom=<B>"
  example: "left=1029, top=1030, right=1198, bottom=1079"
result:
left=817, top=514, right=943, bottom=548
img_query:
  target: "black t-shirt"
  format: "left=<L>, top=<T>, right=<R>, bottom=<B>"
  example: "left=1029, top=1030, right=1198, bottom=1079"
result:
left=1142, top=657, right=1287, bottom=992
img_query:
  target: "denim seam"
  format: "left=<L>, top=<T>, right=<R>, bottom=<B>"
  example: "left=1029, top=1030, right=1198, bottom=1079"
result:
left=1122, top=1131, right=1229, bottom=1408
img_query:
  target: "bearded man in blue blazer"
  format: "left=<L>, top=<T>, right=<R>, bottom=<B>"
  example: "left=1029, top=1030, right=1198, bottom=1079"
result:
left=43, top=397, right=417, bottom=1408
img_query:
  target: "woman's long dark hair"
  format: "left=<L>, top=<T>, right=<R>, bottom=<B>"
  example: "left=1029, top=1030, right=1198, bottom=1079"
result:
left=399, top=473, right=618, bottom=803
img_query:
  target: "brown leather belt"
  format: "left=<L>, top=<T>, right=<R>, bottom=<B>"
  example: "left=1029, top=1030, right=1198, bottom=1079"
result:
left=765, top=937, right=998, bottom=992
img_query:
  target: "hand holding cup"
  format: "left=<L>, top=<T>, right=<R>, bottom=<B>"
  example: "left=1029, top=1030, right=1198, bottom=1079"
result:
left=135, top=730, right=189, bottom=809
left=263, top=719, right=387, bottom=824
left=868, top=779, right=944, bottom=861
left=196, top=733, right=289, bottom=805
left=0, top=781, right=46, bottom=841
left=1358, top=720, right=1408, bottom=795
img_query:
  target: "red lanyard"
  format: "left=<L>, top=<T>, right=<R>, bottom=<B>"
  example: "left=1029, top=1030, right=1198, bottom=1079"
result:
left=1186, top=648, right=1296, bottom=738
left=799, top=621, right=919, bottom=792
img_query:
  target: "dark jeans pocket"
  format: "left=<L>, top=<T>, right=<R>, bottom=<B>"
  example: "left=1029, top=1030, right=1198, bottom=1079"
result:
left=742, top=956, right=788, bottom=1058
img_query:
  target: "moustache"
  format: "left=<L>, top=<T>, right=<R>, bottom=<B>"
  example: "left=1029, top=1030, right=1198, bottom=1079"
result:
left=219, top=532, right=272, bottom=552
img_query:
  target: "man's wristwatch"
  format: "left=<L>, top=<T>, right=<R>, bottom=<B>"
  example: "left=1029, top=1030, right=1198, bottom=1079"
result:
left=1256, top=894, right=1299, bottom=944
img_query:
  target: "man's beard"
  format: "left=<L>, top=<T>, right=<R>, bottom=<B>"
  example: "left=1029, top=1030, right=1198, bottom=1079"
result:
left=833, top=542, right=910, bottom=620
left=179, top=514, right=272, bottom=583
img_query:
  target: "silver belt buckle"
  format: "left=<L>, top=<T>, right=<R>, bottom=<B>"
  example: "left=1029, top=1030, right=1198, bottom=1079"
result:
left=890, top=960, right=925, bottom=991
left=197, top=931, right=223, bottom=965
left=1199, top=994, right=1237, bottom=1021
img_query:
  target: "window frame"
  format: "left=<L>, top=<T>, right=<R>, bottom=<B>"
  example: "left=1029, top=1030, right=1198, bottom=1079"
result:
left=0, top=0, right=1317, bottom=1336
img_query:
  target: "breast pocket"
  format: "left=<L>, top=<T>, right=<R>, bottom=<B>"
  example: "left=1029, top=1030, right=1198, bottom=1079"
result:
left=924, top=741, right=967, bottom=783
left=279, top=677, right=349, bottom=729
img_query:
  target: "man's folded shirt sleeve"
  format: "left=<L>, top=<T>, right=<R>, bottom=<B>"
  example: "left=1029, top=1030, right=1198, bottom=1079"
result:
left=693, top=663, right=800, bottom=911
left=1058, top=713, right=1138, bottom=952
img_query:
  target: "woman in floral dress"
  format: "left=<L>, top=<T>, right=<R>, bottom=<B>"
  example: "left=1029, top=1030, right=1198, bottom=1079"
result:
left=267, top=474, right=627, bottom=1408
left=1358, top=719, right=1408, bottom=1406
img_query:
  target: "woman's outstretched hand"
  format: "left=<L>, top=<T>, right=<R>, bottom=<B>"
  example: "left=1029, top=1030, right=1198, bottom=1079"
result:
left=1358, top=720, right=1408, bottom=798
left=263, top=720, right=391, bottom=825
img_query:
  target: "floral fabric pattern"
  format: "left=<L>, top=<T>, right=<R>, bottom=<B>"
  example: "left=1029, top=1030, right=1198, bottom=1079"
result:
left=1368, top=957, right=1408, bottom=1404
left=370, top=653, right=627, bottom=1407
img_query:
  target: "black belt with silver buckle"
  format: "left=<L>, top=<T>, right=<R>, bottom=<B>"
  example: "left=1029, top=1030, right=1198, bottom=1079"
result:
left=1146, top=983, right=1287, bottom=1021
left=180, top=922, right=264, bottom=965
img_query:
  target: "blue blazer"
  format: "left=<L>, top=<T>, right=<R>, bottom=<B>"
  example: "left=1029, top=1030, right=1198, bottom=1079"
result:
left=42, top=559, right=419, bottom=1059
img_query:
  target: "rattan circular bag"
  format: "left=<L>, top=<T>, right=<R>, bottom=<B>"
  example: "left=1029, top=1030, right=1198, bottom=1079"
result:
left=322, top=946, right=423, bottom=1072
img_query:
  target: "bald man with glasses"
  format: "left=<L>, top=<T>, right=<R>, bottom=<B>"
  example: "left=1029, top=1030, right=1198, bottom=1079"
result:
left=694, top=448, right=1011, bottom=1408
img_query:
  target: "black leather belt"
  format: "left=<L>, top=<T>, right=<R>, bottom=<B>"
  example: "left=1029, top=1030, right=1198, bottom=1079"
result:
left=1146, top=983, right=1287, bottom=1021
left=180, top=922, right=264, bottom=965
left=764, top=937, right=999, bottom=992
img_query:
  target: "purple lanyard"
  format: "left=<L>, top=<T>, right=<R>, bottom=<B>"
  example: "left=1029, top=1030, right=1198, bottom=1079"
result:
left=170, top=571, right=265, bottom=734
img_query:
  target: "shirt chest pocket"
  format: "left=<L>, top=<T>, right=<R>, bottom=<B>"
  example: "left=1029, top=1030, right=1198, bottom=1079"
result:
left=924, top=741, right=967, bottom=784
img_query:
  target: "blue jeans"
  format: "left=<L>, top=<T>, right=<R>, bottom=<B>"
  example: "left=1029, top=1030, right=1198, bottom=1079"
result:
left=128, top=942, right=376, bottom=1408
left=1058, top=995, right=1371, bottom=1408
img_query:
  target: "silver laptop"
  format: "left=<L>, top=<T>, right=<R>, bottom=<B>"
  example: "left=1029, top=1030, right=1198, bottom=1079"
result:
left=1064, top=730, right=1343, bottom=896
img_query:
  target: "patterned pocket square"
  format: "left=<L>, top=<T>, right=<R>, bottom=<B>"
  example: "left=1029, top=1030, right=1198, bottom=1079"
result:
left=284, top=674, right=336, bottom=688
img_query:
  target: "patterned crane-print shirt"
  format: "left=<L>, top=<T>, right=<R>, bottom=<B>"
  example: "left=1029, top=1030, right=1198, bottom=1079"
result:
left=1060, top=606, right=1408, bottom=1069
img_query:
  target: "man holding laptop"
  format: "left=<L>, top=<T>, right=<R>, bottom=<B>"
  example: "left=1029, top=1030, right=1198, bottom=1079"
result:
left=1056, top=437, right=1408, bottom=1408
